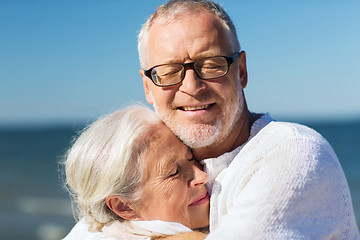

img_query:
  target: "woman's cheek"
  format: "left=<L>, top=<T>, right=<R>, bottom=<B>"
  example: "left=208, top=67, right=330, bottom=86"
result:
left=152, top=177, right=178, bottom=198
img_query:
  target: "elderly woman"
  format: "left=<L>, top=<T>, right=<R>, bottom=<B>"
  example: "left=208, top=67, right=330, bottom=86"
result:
left=63, top=105, right=210, bottom=239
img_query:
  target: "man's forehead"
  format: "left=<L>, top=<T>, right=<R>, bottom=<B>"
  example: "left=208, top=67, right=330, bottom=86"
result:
left=151, top=8, right=219, bottom=29
left=147, top=11, right=230, bottom=64
left=152, top=5, right=208, bottom=25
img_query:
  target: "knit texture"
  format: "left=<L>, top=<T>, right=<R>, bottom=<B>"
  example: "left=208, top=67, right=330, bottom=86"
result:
left=204, top=114, right=360, bottom=239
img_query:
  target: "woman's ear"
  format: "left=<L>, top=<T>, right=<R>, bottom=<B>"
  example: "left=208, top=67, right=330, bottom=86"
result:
left=105, top=195, right=141, bottom=221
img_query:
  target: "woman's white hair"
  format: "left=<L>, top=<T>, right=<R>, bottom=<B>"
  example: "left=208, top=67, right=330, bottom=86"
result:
left=137, top=0, right=240, bottom=69
left=62, top=105, right=161, bottom=231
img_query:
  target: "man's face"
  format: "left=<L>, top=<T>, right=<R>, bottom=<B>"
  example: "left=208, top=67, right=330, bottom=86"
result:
left=141, top=11, right=247, bottom=151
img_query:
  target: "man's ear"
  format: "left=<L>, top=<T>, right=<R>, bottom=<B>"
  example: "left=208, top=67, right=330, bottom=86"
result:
left=238, top=51, right=248, bottom=89
left=140, top=69, right=154, bottom=105
left=105, top=195, right=141, bottom=221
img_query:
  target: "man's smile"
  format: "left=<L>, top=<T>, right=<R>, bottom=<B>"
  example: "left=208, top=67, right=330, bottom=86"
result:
left=178, top=104, right=214, bottom=111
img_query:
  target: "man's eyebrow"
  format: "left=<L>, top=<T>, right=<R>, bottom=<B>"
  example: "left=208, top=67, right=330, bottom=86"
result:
left=192, top=50, right=226, bottom=60
left=154, top=53, right=220, bottom=66
left=154, top=57, right=184, bottom=65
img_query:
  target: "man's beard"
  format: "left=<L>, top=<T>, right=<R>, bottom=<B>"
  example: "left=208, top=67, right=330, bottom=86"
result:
left=153, top=95, right=243, bottom=149
left=159, top=114, right=223, bottom=149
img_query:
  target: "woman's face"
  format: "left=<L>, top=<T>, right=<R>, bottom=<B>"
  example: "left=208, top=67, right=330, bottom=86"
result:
left=134, top=123, right=210, bottom=229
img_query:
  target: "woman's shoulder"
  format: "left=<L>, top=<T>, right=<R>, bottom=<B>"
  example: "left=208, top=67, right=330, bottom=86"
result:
left=62, top=218, right=106, bottom=240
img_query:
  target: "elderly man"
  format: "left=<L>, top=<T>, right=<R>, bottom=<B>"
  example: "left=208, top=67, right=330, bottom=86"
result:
left=138, top=0, right=359, bottom=239
left=63, top=0, right=359, bottom=239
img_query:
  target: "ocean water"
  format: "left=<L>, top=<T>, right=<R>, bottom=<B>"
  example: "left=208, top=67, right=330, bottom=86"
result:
left=0, top=119, right=359, bottom=239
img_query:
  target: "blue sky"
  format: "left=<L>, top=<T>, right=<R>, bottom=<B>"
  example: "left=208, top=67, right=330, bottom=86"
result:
left=1, top=0, right=359, bottom=126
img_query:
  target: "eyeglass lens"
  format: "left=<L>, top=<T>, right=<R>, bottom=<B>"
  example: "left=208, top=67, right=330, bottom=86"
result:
left=151, top=56, right=229, bottom=86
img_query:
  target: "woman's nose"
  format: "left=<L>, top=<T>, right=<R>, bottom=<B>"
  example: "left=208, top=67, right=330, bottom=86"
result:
left=189, top=164, right=209, bottom=188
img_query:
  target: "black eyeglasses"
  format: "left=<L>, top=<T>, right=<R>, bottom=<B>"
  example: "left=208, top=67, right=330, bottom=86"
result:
left=144, top=52, right=240, bottom=87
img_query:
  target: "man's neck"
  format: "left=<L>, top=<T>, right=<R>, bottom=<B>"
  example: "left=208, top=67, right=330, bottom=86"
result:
left=193, top=108, right=254, bottom=160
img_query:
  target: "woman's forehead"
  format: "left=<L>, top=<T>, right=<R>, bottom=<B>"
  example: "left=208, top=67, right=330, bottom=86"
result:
left=142, top=124, right=185, bottom=176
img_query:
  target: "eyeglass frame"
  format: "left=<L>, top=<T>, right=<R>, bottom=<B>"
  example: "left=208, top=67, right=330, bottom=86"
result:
left=143, top=52, right=240, bottom=87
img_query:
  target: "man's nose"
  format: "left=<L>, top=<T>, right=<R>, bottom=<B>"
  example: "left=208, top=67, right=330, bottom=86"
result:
left=178, top=68, right=206, bottom=95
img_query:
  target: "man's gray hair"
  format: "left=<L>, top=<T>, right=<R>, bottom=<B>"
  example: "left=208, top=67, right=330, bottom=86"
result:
left=62, top=105, right=160, bottom=231
left=138, top=0, right=240, bottom=69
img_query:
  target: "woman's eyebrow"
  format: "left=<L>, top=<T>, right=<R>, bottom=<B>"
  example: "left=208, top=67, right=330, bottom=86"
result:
left=156, top=156, right=177, bottom=176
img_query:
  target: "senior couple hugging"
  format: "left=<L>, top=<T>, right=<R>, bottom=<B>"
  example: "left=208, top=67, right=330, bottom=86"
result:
left=62, top=1, right=359, bottom=239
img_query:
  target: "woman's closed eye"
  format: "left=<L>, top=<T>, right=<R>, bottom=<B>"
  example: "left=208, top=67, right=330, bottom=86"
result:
left=168, top=168, right=180, bottom=178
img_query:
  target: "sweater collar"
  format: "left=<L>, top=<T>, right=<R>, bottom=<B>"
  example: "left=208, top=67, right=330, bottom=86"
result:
left=201, top=113, right=274, bottom=192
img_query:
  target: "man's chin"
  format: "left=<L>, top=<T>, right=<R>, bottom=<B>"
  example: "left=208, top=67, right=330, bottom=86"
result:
left=154, top=106, right=222, bottom=148
left=174, top=124, right=222, bottom=149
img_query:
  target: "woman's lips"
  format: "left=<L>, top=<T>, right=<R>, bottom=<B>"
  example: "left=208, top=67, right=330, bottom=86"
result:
left=189, top=192, right=210, bottom=206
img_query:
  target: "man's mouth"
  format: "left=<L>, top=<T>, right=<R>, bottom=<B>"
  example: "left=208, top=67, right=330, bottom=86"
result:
left=179, top=104, right=213, bottom=111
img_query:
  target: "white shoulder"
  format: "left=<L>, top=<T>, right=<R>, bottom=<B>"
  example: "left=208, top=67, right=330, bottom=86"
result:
left=208, top=121, right=359, bottom=239
left=62, top=218, right=106, bottom=240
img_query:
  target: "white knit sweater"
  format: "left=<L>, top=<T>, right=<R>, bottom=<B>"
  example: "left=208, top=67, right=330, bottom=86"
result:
left=202, top=114, right=360, bottom=239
